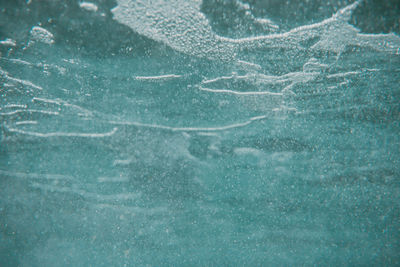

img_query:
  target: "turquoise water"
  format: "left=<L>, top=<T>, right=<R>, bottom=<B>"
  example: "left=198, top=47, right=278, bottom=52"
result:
left=1, top=0, right=399, bottom=266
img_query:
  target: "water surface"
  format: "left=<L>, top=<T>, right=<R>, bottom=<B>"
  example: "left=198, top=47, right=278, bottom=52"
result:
left=1, top=0, right=399, bottom=266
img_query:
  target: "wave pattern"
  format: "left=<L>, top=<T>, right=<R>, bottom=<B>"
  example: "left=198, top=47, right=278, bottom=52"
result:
left=1, top=0, right=399, bottom=266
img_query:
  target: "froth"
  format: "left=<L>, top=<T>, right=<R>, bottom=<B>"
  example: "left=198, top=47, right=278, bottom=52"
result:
left=112, top=0, right=236, bottom=61
left=79, top=2, right=98, bottom=12
left=112, top=0, right=400, bottom=63
left=30, top=26, right=54, bottom=44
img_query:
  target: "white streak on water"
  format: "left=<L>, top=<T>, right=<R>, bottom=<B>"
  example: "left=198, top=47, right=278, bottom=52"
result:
left=198, top=86, right=283, bottom=96
left=32, top=97, right=61, bottom=105
left=15, top=120, right=38, bottom=125
left=197, top=132, right=219, bottom=137
left=106, top=115, right=268, bottom=132
left=134, top=74, right=182, bottom=81
left=33, top=97, right=94, bottom=117
left=3, top=75, right=43, bottom=90
left=6, top=58, right=33, bottom=66
left=0, top=109, right=59, bottom=116
left=199, top=66, right=324, bottom=96
left=62, top=102, right=94, bottom=117
left=3, top=104, right=27, bottom=109
left=201, top=70, right=320, bottom=87
left=327, top=71, right=361, bottom=79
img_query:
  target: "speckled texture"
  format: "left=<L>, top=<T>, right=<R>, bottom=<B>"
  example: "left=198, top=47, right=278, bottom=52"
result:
left=1, top=0, right=399, bottom=266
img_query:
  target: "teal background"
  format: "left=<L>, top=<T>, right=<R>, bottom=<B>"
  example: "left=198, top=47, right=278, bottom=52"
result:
left=1, top=0, right=399, bottom=266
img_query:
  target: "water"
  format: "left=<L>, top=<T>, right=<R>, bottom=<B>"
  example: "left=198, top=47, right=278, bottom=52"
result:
left=1, top=0, right=399, bottom=266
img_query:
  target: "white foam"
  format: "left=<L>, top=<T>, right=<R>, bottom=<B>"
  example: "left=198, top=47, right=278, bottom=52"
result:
left=112, top=0, right=400, bottom=63
left=29, top=26, right=54, bottom=44
left=0, top=38, right=16, bottom=46
left=79, top=2, right=98, bottom=12
left=111, top=0, right=237, bottom=61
